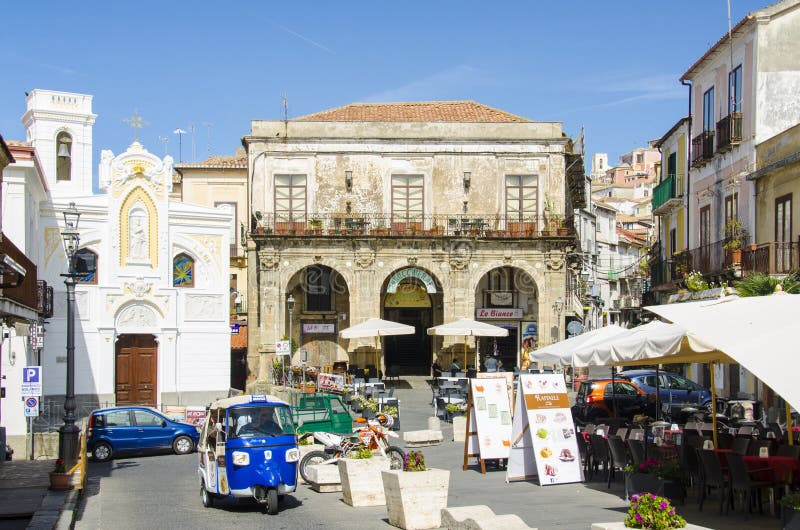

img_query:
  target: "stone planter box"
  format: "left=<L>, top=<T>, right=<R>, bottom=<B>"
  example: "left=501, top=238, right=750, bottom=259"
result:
left=452, top=415, right=467, bottom=442
left=338, top=456, right=390, bottom=507
left=307, top=463, right=342, bottom=493
left=382, top=469, right=450, bottom=529
left=624, top=473, right=685, bottom=504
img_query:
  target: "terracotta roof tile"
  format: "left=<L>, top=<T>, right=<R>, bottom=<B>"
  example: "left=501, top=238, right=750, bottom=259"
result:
left=6, top=140, right=30, bottom=147
left=175, top=151, right=247, bottom=169
left=292, top=101, right=531, bottom=123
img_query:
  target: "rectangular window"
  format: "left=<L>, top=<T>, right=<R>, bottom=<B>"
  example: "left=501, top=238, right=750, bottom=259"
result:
left=215, top=201, right=238, bottom=257
left=305, top=265, right=332, bottom=312
left=776, top=194, right=793, bottom=271
left=724, top=193, right=738, bottom=224
left=666, top=152, right=677, bottom=179
left=504, top=175, right=538, bottom=220
left=700, top=205, right=711, bottom=247
left=274, top=174, right=307, bottom=225
left=703, top=87, right=715, bottom=132
left=728, top=65, right=742, bottom=114
left=670, top=228, right=677, bottom=256
left=391, top=175, right=424, bottom=229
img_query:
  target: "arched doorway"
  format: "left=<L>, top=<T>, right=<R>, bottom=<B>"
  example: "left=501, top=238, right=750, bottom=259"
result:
left=382, top=267, right=442, bottom=375
left=474, top=266, right=538, bottom=372
left=115, top=334, right=157, bottom=406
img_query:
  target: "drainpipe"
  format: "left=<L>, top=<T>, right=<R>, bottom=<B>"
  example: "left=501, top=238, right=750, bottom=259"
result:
left=681, top=79, right=693, bottom=251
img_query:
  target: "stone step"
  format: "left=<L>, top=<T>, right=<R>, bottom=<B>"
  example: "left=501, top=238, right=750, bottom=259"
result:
left=403, top=429, right=444, bottom=447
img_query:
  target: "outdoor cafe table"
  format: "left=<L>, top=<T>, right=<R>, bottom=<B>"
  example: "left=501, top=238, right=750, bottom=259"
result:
left=355, top=381, right=385, bottom=395
left=714, top=449, right=800, bottom=484
left=436, top=377, right=468, bottom=385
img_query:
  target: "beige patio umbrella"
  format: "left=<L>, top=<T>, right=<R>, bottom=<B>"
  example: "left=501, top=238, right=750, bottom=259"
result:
left=426, top=318, right=508, bottom=370
left=340, top=318, right=415, bottom=378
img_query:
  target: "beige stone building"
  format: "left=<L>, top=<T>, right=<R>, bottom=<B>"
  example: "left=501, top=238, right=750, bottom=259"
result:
left=243, top=101, right=584, bottom=377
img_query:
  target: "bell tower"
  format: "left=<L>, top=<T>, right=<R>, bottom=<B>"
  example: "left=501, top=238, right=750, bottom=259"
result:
left=21, top=89, right=97, bottom=197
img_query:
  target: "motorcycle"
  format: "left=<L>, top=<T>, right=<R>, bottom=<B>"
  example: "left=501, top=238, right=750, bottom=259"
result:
left=298, top=415, right=404, bottom=484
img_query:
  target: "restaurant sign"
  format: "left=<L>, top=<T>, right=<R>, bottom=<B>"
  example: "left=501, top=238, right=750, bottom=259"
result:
left=302, top=323, right=335, bottom=334
left=475, top=307, right=524, bottom=319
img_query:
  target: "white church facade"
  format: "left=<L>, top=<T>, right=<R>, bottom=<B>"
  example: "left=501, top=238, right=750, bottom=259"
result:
left=5, top=90, right=233, bottom=437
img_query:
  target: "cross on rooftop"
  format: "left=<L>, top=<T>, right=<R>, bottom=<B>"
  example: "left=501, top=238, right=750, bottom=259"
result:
left=123, top=109, right=149, bottom=142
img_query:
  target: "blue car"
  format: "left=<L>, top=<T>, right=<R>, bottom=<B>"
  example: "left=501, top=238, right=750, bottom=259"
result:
left=617, top=369, right=712, bottom=408
left=87, top=406, right=200, bottom=462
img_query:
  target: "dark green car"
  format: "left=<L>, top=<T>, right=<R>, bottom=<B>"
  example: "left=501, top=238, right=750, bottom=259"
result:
left=291, top=394, right=354, bottom=434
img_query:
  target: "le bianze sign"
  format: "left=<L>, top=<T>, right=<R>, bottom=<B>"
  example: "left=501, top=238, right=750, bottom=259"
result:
left=475, top=308, right=523, bottom=319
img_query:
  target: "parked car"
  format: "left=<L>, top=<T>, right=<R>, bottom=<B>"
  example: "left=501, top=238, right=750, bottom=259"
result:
left=617, top=369, right=712, bottom=407
left=87, top=406, right=200, bottom=462
left=572, top=378, right=653, bottom=422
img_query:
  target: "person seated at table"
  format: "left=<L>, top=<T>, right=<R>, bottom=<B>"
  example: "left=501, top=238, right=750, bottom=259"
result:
left=432, top=360, right=443, bottom=378
left=484, top=355, right=500, bottom=373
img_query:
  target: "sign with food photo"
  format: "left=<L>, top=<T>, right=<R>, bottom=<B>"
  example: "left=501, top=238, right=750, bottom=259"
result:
left=467, top=377, right=513, bottom=460
left=519, top=373, right=582, bottom=485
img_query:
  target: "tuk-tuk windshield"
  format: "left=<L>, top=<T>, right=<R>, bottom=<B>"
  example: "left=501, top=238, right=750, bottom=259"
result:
left=228, top=405, right=295, bottom=439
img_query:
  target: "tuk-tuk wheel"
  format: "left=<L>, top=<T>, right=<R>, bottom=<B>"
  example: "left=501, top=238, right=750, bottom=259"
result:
left=264, top=488, right=278, bottom=515
left=201, top=483, right=214, bottom=508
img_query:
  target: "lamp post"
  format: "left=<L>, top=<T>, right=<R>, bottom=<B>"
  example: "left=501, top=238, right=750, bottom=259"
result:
left=59, top=202, right=81, bottom=465
left=286, top=294, right=295, bottom=393
left=552, top=296, right=564, bottom=343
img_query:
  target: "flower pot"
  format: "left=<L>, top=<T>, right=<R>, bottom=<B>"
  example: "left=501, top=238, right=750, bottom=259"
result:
left=625, top=473, right=663, bottom=500
left=381, top=468, right=450, bottom=529
left=338, top=456, right=390, bottom=507
left=49, top=472, right=72, bottom=491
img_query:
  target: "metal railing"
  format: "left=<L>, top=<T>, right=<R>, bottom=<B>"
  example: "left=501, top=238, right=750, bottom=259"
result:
left=716, top=112, right=743, bottom=152
left=741, top=240, right=800, bottom=275
left=251, top=212, right=572, bottom=239
left=691, top=131, right=715, bottom=167
left=652, top=175, right=677, bottom=212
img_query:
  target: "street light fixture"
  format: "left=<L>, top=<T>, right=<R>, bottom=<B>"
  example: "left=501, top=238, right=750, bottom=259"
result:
left=552, top=296, right=564, bottom=343
left=286, top=294, right=295, bottom=392
left=59, top=202, right=81, bottom=466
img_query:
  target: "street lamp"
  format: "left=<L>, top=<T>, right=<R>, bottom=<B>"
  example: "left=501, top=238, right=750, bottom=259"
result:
left=552, top=296, right=564, bottom=343
left=286, top=294, right=295, bottom=392
left=59, top=202, right=81, bottom=465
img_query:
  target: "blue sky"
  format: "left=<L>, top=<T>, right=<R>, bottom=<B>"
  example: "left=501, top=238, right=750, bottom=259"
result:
left=0, top=1, right=770, bottom=173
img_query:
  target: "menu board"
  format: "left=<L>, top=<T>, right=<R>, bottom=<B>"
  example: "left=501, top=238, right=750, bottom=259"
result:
left=508, top=373, right=582, bottom=485
left=467, top=377, right=513, bottom=460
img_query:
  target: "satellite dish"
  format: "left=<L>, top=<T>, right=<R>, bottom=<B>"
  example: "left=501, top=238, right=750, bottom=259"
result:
left=566, top=321, right=584, bottom=337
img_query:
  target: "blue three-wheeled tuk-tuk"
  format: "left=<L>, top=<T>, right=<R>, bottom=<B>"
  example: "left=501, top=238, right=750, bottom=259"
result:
left=198, top=394, right=299, bottom=514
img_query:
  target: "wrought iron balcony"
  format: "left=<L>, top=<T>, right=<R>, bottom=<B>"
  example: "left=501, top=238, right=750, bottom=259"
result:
left=37, top=280, right=54, bottom=318
left=741, top=240, right=800, bottom=275
left=250, top=213, right=573, bottom=239
left=691, top=131, right=715, bottom=167
left=716, top=112, right=743, bottom=152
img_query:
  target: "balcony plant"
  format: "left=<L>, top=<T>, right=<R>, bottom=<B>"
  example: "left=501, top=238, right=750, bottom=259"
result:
left=382, top=449, right=450, bottom=529
left=722, top=219, right=746, bottom=251
left=684, top=271, right=709, bottom=292
left=307, top=218, right=323, bottom=235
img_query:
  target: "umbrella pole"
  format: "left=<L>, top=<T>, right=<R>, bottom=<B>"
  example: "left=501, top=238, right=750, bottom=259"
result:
left=655, top=365, right=660, bottom=422
left=710, top=361, right=718, bottom=449
left=375, top=336, right=379, bottom=380
left=464, top=336, right=468, bottom=372
left=787, top=402, right=794, bottom=446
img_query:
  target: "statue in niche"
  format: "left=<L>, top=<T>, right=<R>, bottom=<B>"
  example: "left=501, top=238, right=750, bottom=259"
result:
left=129, top=208, right=149, bottom=261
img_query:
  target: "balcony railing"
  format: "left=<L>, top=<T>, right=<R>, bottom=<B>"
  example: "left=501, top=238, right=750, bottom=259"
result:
left=251, top=213, right=572, bottom=239
left=716, top=112, right=743, bottom=152
left=37, top=280, right=53, bottom=318
left=691, top=131, right=715, bottom=167
left=652, top=175, right=677, bottom=213
left=741, top=240, right=800, bottom=275
left=0, top=234, right=38, bottom=311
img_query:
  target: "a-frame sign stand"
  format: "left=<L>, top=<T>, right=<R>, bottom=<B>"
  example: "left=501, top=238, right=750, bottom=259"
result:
left=462, top=384, right=488, bottom=474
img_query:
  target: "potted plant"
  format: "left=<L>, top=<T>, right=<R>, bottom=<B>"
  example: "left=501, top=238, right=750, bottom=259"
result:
left=338, top=446, right=390, bottom=507
left=49, top=458, right=72, bottom=491
left=362, top=398, right=379, bottom=419
left=782, top=492, right=800, bottom=529
left=624, top=457, right=685, bottom=504
left=444, top=402, right=466, bottom=421
left=382, top=450, right=450, bottom=529
left=307, top=218, right=323, bottom=235
left=723, top=218, right=747, bottom=266
left=624, top=492, right=686, bottom=529
left=372, top=224, right=389, bottom=236
left=684, top=271, right=709, bottom=292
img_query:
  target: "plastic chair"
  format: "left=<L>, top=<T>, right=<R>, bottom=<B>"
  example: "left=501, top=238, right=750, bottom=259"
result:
left=732, top=437, right=750, bottom=456
left=725, top=451, right=773, bottom=515
left=698, top=449, right=729, bottom=513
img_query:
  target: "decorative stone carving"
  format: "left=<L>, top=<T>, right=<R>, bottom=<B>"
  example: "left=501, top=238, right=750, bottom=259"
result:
left=125, top=277, right=153, bottom=298
left=354, top=248, right=375, bottom=269
left=185, top=295, right=221, bottom=320
left=314, top=255, right=323, bottom=264
left=117, top=304, right=157, bottom=328
left=545, top=251, right=565, bottom=270
left=448, top=240, right=473, bottom=271
left=407, top=256, right=418, bottom=266
left=258, top=248, right=280, bottom=270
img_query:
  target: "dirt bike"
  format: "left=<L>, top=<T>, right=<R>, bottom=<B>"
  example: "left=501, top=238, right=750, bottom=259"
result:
left=298, top=415, right=404, bottom=484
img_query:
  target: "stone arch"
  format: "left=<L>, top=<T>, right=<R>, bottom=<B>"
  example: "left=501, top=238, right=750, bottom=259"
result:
left=119, top=186, right=158, bottom=267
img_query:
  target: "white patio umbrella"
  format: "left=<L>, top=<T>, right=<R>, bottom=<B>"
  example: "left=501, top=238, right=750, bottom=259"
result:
left=531, top=324, right=629, bottom=366
left=426, top=318, right=508, bottom=370
left=646, top=291, right=800, bottom=440
left=339, top=318, right=415, bottom=377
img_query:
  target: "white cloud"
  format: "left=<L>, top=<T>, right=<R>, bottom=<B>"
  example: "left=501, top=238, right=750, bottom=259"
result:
left=362, top=65, right=484, bottom=102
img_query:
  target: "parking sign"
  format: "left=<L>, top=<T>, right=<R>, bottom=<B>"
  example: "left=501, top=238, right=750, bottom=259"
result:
left=21, top=366, right=42, bottom=396
left=24, top=396, right=39, bottom=417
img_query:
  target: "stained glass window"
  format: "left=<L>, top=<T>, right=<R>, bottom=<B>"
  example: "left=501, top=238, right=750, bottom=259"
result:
left=75, top=249, right=98, bottom=284
left=173, top=253, right=194, bottom=287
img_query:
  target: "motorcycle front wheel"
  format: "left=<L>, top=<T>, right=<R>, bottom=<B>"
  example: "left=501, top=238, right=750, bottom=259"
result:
left=386, top=446, right=405, bottom=470
left=299, top=450, right=333, bottom=484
